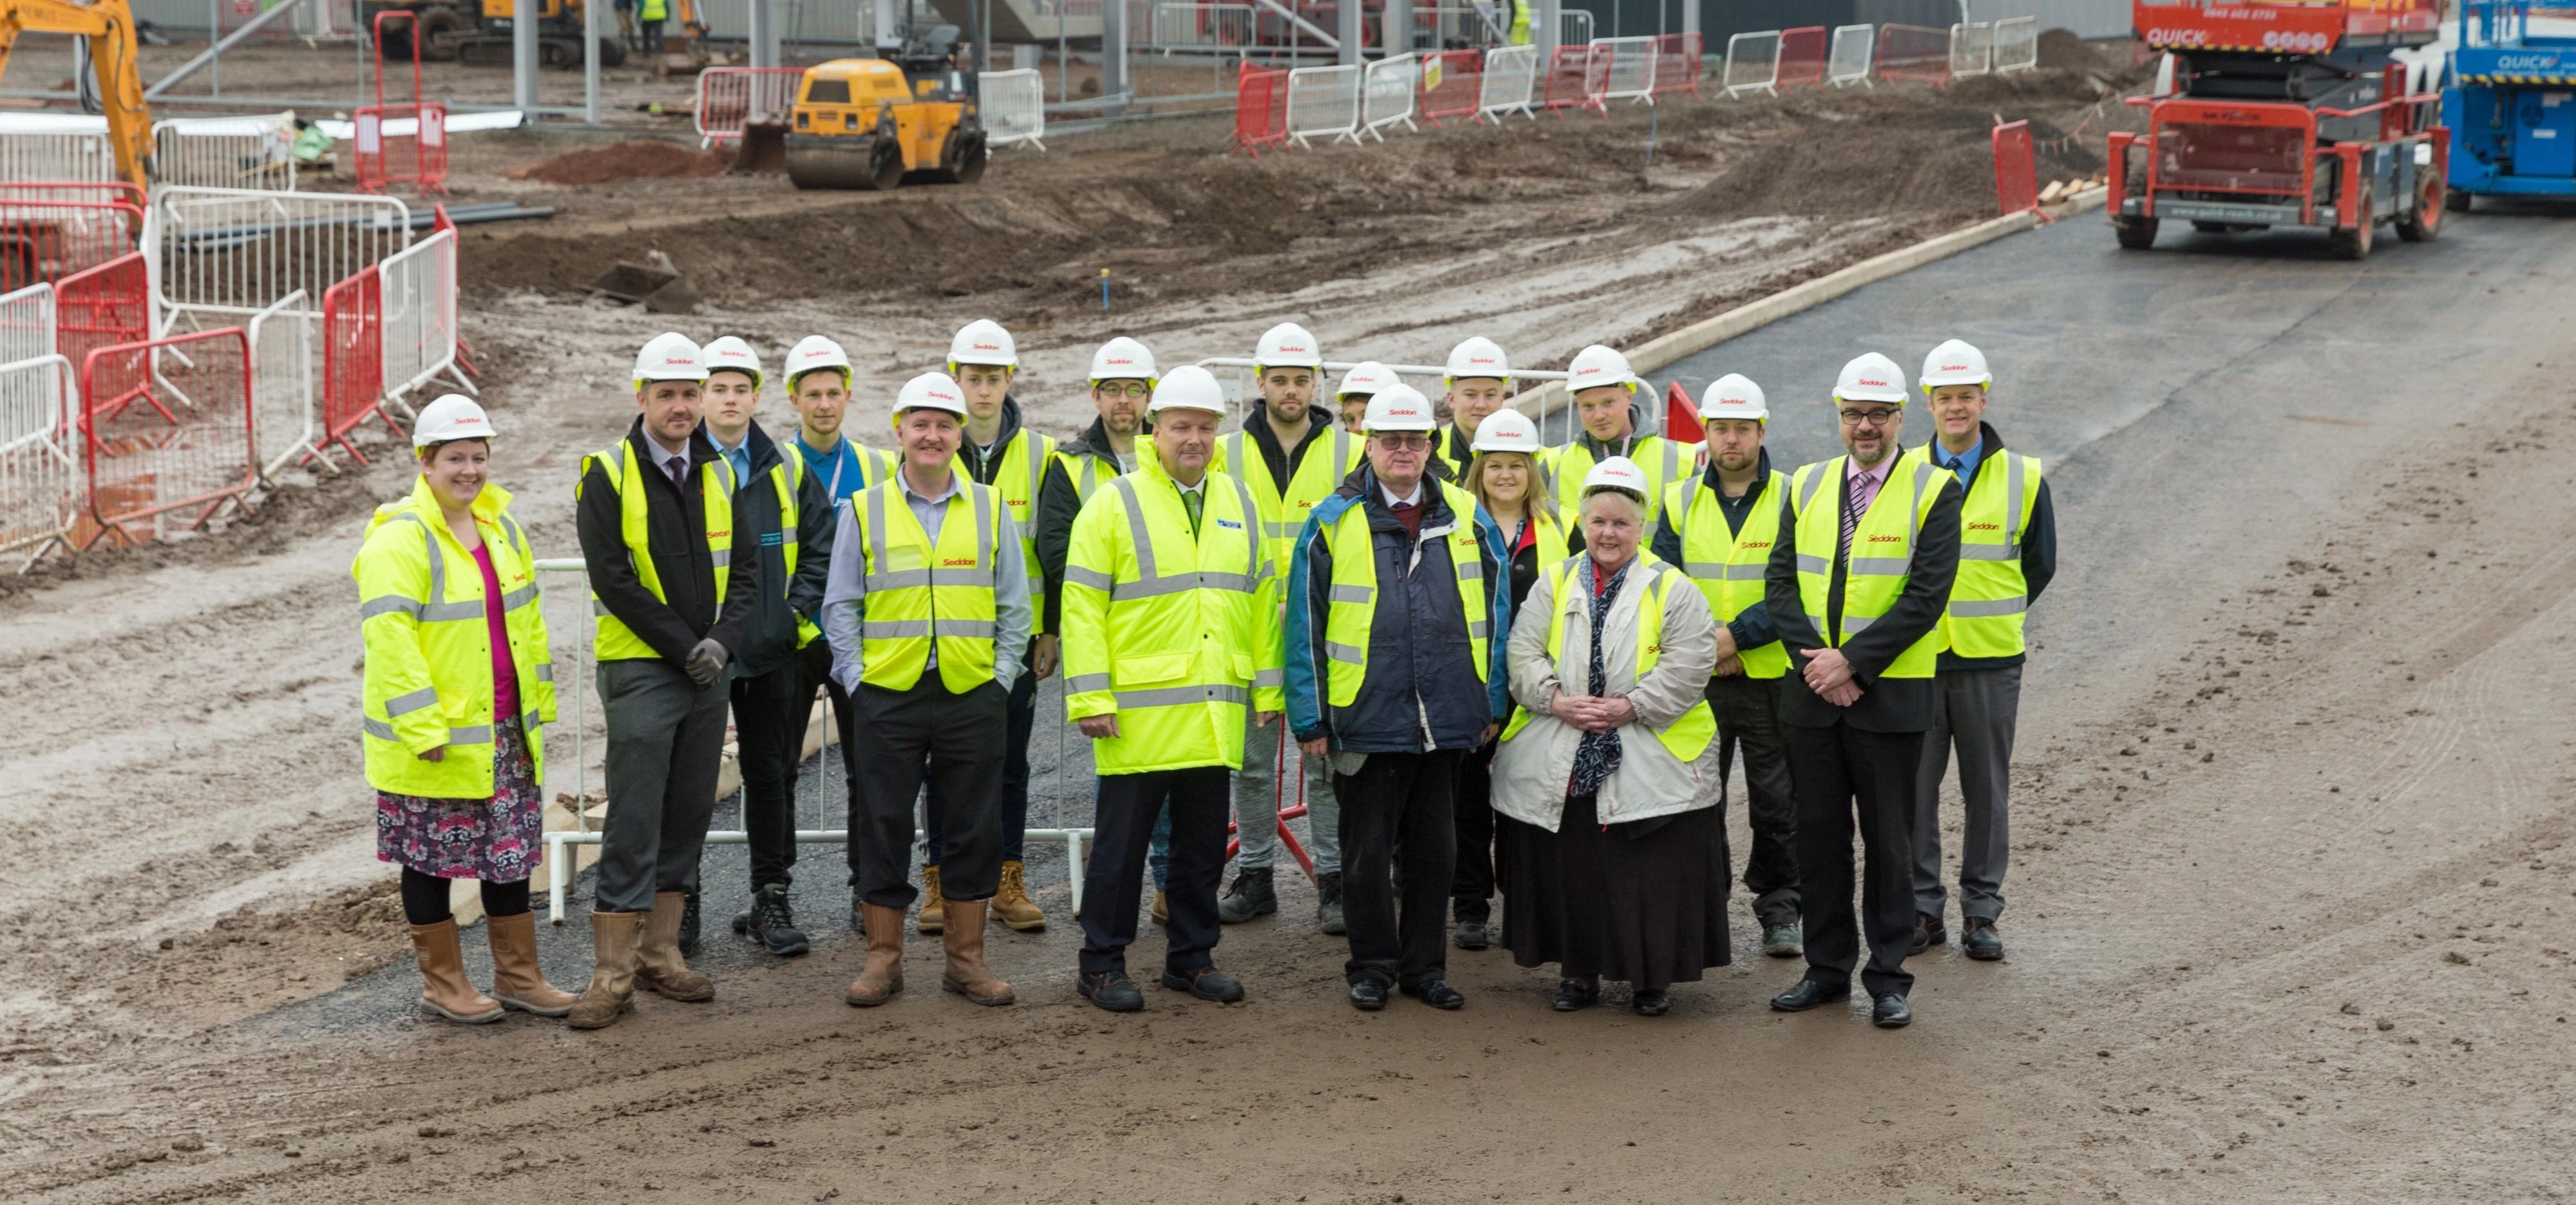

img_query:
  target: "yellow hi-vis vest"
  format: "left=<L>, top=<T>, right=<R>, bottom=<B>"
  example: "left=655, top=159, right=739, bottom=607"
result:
left=1662, top=469, right=1791, bottom=679
left=582, top=440, right=736, bottom=661
left=1216, top=423, right=1362, bottom=573
left=1497, top=552, right=1717, bottom=762
left=354, top=477, right=556, bottom=798
left=1059, top=464, right=1284, bottom=774
left=1899, top=444, right=2043, bottom=659
left=1319, top=478, right=1492, bottom=707
left=1548, top=433, right=1692, bottom=522
left=1788, top=455, right=1946, bottom=679
left=848, top=477, right=1003, bottom=694
left=758, top=454, right=820, bottom=649
left=979, top=427, right=1059, bottom=578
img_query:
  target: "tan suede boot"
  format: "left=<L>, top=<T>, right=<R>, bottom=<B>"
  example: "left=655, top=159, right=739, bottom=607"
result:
left=409, top=919, right=504, bottom=1024
left=990, top=860, right=1046, bottom=932
left=939, top=900, right=1014, bottom=1006
left=915, top=864, right=947, bottom=935
left=566, top=911, right=643, bottom=1030
left=635, top=890, right=715, bottom=1002
left=844, top=902, right=908, bottom=1007
left=1151, top=889, right=1170, bottom=927
left=486, top=911, right=578, bottom=1018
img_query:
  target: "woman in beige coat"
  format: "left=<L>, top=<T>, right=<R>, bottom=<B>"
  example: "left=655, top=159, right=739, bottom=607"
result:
left=1491, top=458, right=1732, bottom=1015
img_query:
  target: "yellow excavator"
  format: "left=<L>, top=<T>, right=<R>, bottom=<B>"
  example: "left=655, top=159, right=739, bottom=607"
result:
left=0, top=0, right=155, bottom=193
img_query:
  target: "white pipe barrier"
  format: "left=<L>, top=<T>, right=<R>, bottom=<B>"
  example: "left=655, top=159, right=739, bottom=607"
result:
left=1992, top=16, right=2040, bottom=74
left=1285, top=63, right=1363, bottom=147
left=1950, top=21, right=1994, bottom=79
left=1826, top=23, right=1876, bottom=88
left=245, top=289, right=327, bottom=480
left=1359, top=53, right=1421, bottom=140
left=147, top=187, right=411, bottom=336
left=980, top=68, right=1050, bottom=151
left=151, top=113, right=300, bottom=192
left=1477, top=43, right=1540, bottom=120
left=1595, top=35, right=1659, bottom=104
left=0, top=354, right=78, bottom=570
left=1557, top=9, right=1591, bottom=47
left=0, top=115, right=120, bottom=189
left=378, top=227, right=467, bottom=408
left=1150, top=2, right=1257, bottom=50
left=0, top=283, right=52, bottom=368
left=1721, top=30, right=1783, bottom=97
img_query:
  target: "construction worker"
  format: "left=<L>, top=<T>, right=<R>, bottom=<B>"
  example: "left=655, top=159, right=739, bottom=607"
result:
left=1650, top=374, right=1802, bottom=960
left=568, top=332, right=756, bottom=1031
left=824, top=371, right=1028, bottom=1010
left=1507, top=0, right=1530, bottom=46
left=1286, top=384, right=1511, bottom=1012
left=638, top=0, right=668, bottom=70
left=1061, top=365, right=1282, bottom=1012
left=913, top=319, right=1057, bottom=937
left=1763, top=352, right=1962, bottom=1030
left=1900, top=339, right=2054, bottom=963
left=785, top=336, right=900, bottom=507
left=1434, top=336, right=1513, bottom=480
left=1546, top=345, right=1693, bottom=523
left=1334, top=361, right=1398, bottom=435
left=1213, top=321, right=1365, bottom=932
left=691, top=337, right=837, bottom=960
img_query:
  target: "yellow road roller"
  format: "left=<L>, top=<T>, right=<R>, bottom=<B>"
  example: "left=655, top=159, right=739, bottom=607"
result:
left=778, top=57, right=988, bottom=191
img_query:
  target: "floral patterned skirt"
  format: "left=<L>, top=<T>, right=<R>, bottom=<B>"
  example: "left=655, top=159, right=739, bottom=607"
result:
left=375, top=716, right=543, bottom=883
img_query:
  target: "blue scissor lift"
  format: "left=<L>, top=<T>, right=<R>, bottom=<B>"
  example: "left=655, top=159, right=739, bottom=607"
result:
left=2444, top=0, right=2576, bottom=206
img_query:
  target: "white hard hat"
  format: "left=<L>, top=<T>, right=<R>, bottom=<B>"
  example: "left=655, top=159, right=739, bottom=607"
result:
left=1253, top=321, right=1323, bottom=370
left=1580, top=456, right=1651, bottom=500
left=1444, top=336, right=1510, bottom=383
left=784, top=335, right=851, bottom=386
left=702, top=335, right=764, bottom=388
left=1918, top=339, right=1992, bottom=390
left=1335, top=361, right=1401, bottom=399
left=894, top=371, right=970, bottom=417
left=1698, top=373, right=1768, bottom=422
left=1833, top=352, right=1910, bottom=404
left=412, top=393, right=495, bottom=447
left=1361, top=383, right=1437, bottom=433
left=633, top=331, right=707, bottom=386
left=1089, top=336, right=1158, bottom=384
left=1148, top=365, right=1227, bottom=416
left=947, top=318, right=1018, bottom=369
left=1566, top=344, right=1639, bottom=393
left=1468, top=408, right=1542, bottom=454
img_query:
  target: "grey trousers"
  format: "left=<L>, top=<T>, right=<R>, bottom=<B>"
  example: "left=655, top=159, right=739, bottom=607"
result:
left=595, top=658, right=729, bottom=914
left=1232, top=712, right=1340, bottom=876
left=1911, top=663, right=2022, bottom=924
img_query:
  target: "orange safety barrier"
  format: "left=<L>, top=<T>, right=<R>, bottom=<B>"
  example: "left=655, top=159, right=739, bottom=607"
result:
left=0, top=198, right=143, bottom=298
left=75, top=328, right=258, bottom=549
left=1419, top=49, right=1484, bottom=126
left=1223, top=723, right=1318, bottom=877
left=1992, top=120, right=2041, bottom=218
left=1877, top=23, right=1952, bottom=85
left=356, top=10, right=448, bottom=195
left=1651, top=31, right=1705, bottom=97
left=319, top=264, right=401, bottom=464
left=53, top=251, right=151, bottom=404
left=1232, top=64, right=1293, bottom=156
left=1776, top=26, right=1828, bottom=88
left=695, top=66, right=806, bottom=146
left=1542, top=44, right=1611, bottom=116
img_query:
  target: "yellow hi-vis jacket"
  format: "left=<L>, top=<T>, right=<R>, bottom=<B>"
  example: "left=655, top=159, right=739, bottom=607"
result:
left=1787, top=455, right=1947, bottom=679
left=1896, top=442, right=2045, bottom=659
left=1056, top=437, right=1161, bottom=506
left=1059, top=460, right=1283, bottom=773
left=1215, top=422, right=1363, bottom=574
left=969, top=424, right=1059, bottom=585
left=1547, top=432, right=1694, bottom=522
left=354, top=477, right=555, bottom=798
left=1662, top=468, right=1792, bottom=678
left=581, top=439, right=735, bottom=661
left=846, top=476, right=1005, bottom=694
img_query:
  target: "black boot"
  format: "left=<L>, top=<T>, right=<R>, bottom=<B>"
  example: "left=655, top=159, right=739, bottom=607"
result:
left=1316, top=871, right=1346, bottom=936
left=1217, top=868, right=1277, bottom=924
left=734, top=882, right=810, bottom=956
left=677, top=887, right=703, bottom=959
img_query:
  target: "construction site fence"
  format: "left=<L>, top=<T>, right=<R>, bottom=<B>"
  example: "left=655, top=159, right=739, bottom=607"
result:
left=0, top=354, right=78, bottom=567
left=247, top=289, right=322, bottom=478
left=1595, top=36, right=1658, bottom=104
left=147, top=186, right=413, bottom=336
left=76, top=327, right=258, bottom=551
left=1827, top=24, right=1877, bottom=88
left=0, top=198, right=143, bottom=303
left=1722, top=30, right=1781, bottom=97
left=694, top=66, right=805, bottom=148
left=0, top=124, right=120, bottom=191
left=1418, top=49, right=1482, bottom=125
left=980, top=69, right=1050, bottom=151
left=1774, top=26, right=1828, bottom=89
left=1478, top=44, right=1539, bottom=120
left=377, top=227, right=464, bottom=408
left=151, top=113, right=299, bottom=192
left=1993, top=16, right=2041, bottom=74
left=1286, top=63, right=1362, bottom=147
left=319, top=261, right=395, bottom=464
left=57, top=253, right=154, bottom=416
left=1359, top=53, right=1420, bottom=140
left=1878, top=23, right=1953, bottom=85
left=1542, top=44, right=1612, bottom=115
left=1993, top=119, right=2040, bottom=216
left=354, top=103, right=450, bottom=196
left=1232, top=64, right=1292, bottom=153
left=1951, top=21, right=1996, bottom=79
left=1150, top=2, right=1258, bottom=52
left=0, top=283, right=53, bottom=369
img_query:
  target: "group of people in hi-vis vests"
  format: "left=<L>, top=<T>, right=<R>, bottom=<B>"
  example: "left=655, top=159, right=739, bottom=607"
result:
left=353, top=316, right=2052, bottom=1031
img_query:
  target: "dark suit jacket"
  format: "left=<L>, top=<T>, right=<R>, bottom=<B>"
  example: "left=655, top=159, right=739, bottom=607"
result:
left=1764, top=451, right=1962, bottom=733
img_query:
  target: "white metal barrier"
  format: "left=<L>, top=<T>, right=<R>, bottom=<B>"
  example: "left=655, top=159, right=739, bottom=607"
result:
left=1595, top=35, right=1658, bottom=104
left=1827, top=23, right=1876, bottom=88
left=151, top=113, right=298, bottom=192
left=0, top=115, right=120, bottom=189
left=0, top=354, right=78, bottom=569
left=1992, top=16, right=2040, bottom=74
left=1359, top=53, right=1420, bottom=140
left=147, top=186, right=411, bottom=334
left=378, top=227, right=467, bottom=408
left=1150, top=2, right=1255, bottom=50
left=1477, top=44, right=1540, bottom=120
left=1950, top=21, right=1994, bottom=79
left=1285, top=64, right=1362, bottom=147
left=246, top=289, right=323, bottom=479
left=1721, top=30, right=1783, bottom=97
left=1557, top=8, right=1591, bottom=46
left=980, top=68, right=1049, bottom=151
left=0, top=283, right=52, bottom=368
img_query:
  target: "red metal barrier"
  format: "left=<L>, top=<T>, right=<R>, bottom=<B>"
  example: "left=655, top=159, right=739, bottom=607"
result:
left=0, top=199, right=144, bottom=297
left=1543, top=44, right=1610, bottom=116
left=1231, top=65, right=1292, bottom=156
left=320, top=265, right=397, bottom=464
left=1993, top=120, right=2041, bottom=217
left=75, top=328, right=258, bottom=550
left=1877, top=24, right=1953, bottom=85
left=1651, top=32, right=1704, bottom=97
left=1419, top=49, right=1484, bottom=126
left=357, top=10, right=448, bottom=195
left=1776, top=26, right=1828, bottom=88
left=0, top=181, right=148, bottom=209
left=53, top=251, right=151, bottom=413
left=696, top=66, right=806, bottom=146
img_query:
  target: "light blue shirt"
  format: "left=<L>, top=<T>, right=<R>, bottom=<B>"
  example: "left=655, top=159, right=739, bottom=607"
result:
left=1935, top=436, right=1984, bottom=488
left=711, top=430, right=752, bottom=495
left=819, top=468, right=1031, bottom=695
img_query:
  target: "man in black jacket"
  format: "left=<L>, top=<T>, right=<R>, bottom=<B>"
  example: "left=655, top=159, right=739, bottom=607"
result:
left=1761, top=352, right=1962, bottom=1030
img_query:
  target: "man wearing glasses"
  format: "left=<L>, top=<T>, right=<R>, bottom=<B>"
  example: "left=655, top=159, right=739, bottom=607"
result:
left=1761, top=353, right=1962, bottom=1030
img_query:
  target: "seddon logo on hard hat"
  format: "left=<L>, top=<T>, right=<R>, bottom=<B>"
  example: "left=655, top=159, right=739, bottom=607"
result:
left=1859, top=377, right=1889, bottom=387
left=973, top=342, right=1001, bottom=351
left=1940, top=363, right=1970, bottom=373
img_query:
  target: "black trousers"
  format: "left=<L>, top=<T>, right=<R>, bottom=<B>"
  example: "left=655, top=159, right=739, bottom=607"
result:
left=733, top=641, right=845, bottom=891
left=1337, top=750, right=1459, bottom=989
left=925, top=649, right=1037, bottom=864
left=1783, top=721, right=1923, bottom=998
left=848, top=676, right=1005, bottom=909
left=1449, top=739, right=1500, bottom=923
left=1709, top=674, right=1801, bottom=928
left=1079, top=766, right=1230, bottom=976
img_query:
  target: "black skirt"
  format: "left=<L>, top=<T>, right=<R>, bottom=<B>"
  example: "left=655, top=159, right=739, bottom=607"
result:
left=1499, top=793, right=1733, bottom=991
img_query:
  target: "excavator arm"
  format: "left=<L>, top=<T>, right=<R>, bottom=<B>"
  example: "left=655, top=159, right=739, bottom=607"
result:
left=0, top=0, right=154, bottom=193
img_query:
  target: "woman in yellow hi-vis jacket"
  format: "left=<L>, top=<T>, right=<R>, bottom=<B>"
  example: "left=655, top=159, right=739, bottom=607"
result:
left=354, top=395, right=575, bottom=1025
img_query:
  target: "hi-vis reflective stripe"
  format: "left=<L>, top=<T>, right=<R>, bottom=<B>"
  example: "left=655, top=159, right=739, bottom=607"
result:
left=864, top=618, right=1000, bottom=638
left=1328, top=584, right=1374, bottom=603
left=1325, top=640, right=1366, bottom=664
left=864, top=479, right=1000, bottom=585
left=1683, top=562, right=1766, bottom=582
left=864, top=567, right=996, bottom=590
left=1949, top=597, right=2027, bottom=618
left=361, top=514, right=491, bottom=622
left=1066, top=672, right=1112, bottom=692
left=384, top=686, right=440, bottom=717
left=1116, top=683, right=1252, bottom=708
left=1104, top=475, right=1264, bottom=600
left=363, top=717, right=494, bottom=744
left=1958, top=453, right=2029, bottom=562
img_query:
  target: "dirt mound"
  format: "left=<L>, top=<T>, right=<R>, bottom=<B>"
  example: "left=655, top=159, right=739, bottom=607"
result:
left=2038, top=28, right=2114, bottom=73
left=1675, top=86, right=2108, bottom=221
left=504, top=139, right=730, bottom=186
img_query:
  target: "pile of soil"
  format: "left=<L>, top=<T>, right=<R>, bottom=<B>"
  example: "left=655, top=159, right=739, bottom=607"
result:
left=2038, top=27, right=2116, bottom=73
left=502, top=139, right=730, bottom=186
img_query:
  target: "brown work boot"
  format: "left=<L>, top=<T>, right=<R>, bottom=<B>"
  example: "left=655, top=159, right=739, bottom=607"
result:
left=939, top=900, right=1014, bottom=1007
left=635, top=891, right=715, bottom=1002
left=408, top=918, right=504, bottom=1024
left=915, top=864, right=947, bottom=935
left=845, top=902, right=908, bottom=1007
left=1151, top=889, right=1170, bottom=926
left=567, top=910, right=644, bottom=1030
left=990, top=859, right=1046, bottom=932
left=486, top=910, right=578, bottom=1018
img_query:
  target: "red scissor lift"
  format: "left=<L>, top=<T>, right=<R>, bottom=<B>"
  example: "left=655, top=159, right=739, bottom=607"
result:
left=2110, top=0, right=2446, bottom=258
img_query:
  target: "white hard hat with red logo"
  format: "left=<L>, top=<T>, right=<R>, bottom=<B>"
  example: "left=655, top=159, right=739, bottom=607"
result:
left=632, top=332, right=708, bottom=387
left=1833, top=352, right=1910, bottom=404
left=412, top=394, right=496, bottom=447
left=894, top=372, right=970, bottom=418
left=1361, top=384, right=1437, bottom=432
left=1918, top=339, right=1991, bottom=390
left=1336, top=361, right=1401, bottom=400
left=1089, top=336, right=1159, bottom=384
left=1444, top=336, right=1510, bottom=384
left=1580, top=456, right=1651, bottom=500
left=947, top=318, right=1018, bottom=370
left=1254, top=321, right=1324, bottom=370
left=784, top=335, right=852, bottom=388
left=703, top=336, right=764, bottom=388
left=1566, top=344, right=1640, bottom=393
left=1148, top=365, right=1227, bottom=417
left=1469, top=408, right=1542, bottom=454
left=1698, top=372, right=1768, bottom=422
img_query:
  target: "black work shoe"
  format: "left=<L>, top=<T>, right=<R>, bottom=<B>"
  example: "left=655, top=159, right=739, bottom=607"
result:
left=1160, top=966, right=1246, bottom=1003
left=1769, top=978, right=1851, bottom=1012
left=1454, top=919, right=1490, bottom=951
left=1962, top=917, right=2005, bottom=961
left=1761, top=922, right=1803, bottom=958
left=1632, top=989, right=1671, bottom=1016
left=678, top=887, right=703, bottom=960
left=1552, top=978, right=1600, bottom=1011
left=1316, top=871, right=1347, bottom=936
left=737, top=883, right=810, bottom=956
left=1078, top=971, right=1143, bottom=1012
left=1871, top=992, right=1913, bottom=1028
left=1217, top=868, right=1277, bottom=924
left=1909, top=914, right=1947, bottom=956
left=1402, top=980, right=1465, bottom=1010
left=1349, top=978, right=1391, bottom=1011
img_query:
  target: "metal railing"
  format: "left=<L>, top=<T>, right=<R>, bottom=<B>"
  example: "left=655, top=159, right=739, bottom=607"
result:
left=981, top=68, right=1050, bottom=150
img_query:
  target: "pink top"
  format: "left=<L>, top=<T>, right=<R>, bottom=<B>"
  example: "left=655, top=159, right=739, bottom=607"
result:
left=1845, top=452, right=1895, bottom=513
left=471, top=540, right=520, bottom=721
